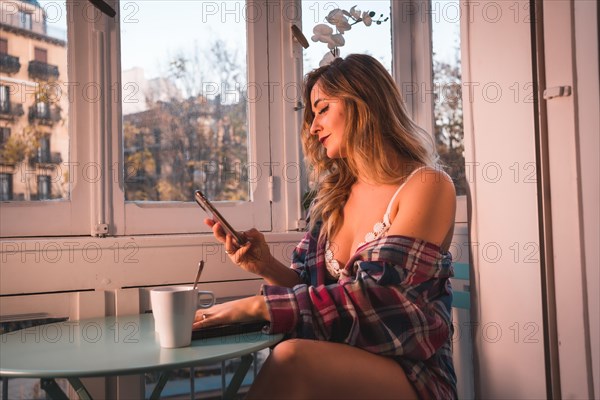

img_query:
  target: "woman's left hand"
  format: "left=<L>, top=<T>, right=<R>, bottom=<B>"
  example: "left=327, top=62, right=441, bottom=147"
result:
left=192, top=295, right=269, bottom=330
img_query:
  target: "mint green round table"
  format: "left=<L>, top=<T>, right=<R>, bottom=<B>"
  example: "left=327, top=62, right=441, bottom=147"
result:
left=0, top=313, right=282, bottom=399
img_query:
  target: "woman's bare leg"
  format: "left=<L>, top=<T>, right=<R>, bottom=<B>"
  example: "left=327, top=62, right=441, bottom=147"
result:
left=246, top=339, right=419, bottom=400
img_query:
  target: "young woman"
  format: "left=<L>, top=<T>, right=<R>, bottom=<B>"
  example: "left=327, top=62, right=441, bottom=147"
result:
left=194, top=54, right=457, bottom=399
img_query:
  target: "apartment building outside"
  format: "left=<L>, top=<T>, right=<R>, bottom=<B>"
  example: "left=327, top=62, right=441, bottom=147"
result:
left=0, top=0, right=68, bottom=201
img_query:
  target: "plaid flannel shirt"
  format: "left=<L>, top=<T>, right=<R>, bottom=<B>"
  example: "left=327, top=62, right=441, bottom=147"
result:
left=262, top=223, right=457, bottom=399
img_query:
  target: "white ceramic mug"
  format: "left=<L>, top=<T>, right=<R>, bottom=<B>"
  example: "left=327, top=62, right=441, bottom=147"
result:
left=150, top=286, right=215, bottom=348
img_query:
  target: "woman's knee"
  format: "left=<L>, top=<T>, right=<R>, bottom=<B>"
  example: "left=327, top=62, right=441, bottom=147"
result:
left=270, top=339, right=307, bottom=366
left=247, top=340, right=310, bottom=399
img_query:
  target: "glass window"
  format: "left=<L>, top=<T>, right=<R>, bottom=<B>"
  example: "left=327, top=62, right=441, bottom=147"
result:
left=1, top=0, right=69, bottom=203
left=0, top=173, right=12, bottom=201
left=120, top=0, right=249, bottom=203
left=19, top=11, right=32, bottom=30
left=0, top=85, right=8, bottom=112
left=0, top=127, right=10, bottom=147
left=37, top=135, right=50, bottom=163
left=430, top=0, right=466, bottom=195
left=34, top=47, right=48, bottom=63
left=37, top=175, right=50, bottom=200
left=118, top=0, right=272, bottom=236
left=35, top=99, right=48, bottom=118
left=301, top=1, right=392, bottom=74
left=2, top=0, right=273, bottom=237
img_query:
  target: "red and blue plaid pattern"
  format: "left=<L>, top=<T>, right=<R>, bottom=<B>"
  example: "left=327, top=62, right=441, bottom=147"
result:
left=262, top=223, right=457, bottom=399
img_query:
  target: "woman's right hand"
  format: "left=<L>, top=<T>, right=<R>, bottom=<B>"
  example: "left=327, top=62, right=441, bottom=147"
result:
left=205, top=218, right=274, bottom=278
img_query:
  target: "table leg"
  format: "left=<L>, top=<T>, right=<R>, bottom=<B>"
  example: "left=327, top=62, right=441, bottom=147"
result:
left=40, top=378, right=94, bottom=400
left=40, top=378, right=70, bottom=400
left=67, top=378, right=94, bottom=400
left=190, top=366, right=196, bottom=399
left=149, top=371, right=171, bottom=400
left=2, top=377, right=8, bottom=400
left=222, top=354, right=254, bottom=400
left=221, top=361, right=226, bottom=394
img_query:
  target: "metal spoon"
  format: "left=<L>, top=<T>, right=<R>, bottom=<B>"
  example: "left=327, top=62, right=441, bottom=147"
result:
left=193, top=260, right=204, bottom=290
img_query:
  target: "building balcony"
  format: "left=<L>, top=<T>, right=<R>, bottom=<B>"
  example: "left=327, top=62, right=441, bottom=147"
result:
left=0, top=103, right=25, bottom=121
left=0, top=53, right=21, bottom=74
left=30, top=151, right=63, bottom=166
left=28, top=60, right=60, bottom=81
left=28, top=104, right=61, bottom=126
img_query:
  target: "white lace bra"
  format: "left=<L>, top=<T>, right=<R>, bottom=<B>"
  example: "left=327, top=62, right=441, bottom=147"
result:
left=325, top=166, right=428, bottom=279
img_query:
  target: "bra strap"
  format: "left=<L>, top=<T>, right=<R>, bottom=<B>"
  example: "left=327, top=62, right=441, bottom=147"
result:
left=383, top=166, right=429, bottom=223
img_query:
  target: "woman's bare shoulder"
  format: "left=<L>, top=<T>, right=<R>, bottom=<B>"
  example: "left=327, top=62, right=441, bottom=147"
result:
left=387, top=166, right=456, bottom=245
left=405, top=166, right=455, bottom=195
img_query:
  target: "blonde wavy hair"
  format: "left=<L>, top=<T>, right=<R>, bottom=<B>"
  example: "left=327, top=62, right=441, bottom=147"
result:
left=301, top=54, right=440, bottom=241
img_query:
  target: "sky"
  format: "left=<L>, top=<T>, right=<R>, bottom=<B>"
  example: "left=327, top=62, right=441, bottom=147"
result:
left=36, top=0, right=460, bottom=83
left=118, top=0, right=460, bottom=80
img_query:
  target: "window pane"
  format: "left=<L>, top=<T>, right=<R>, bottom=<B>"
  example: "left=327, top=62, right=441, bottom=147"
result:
left=431, top=0, right=466, bottom=195
left=0, top=0, right=70, bottom=201
left=301, top=1, right=392, bottom=74
left=120, top=0, right=249, bottom=202
left=19, top=11, right=32, bottom=30
left=0, top=173, right=12, bottom=201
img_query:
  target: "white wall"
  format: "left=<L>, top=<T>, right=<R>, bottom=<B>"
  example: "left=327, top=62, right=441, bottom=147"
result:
left=461, top=0, right=547, bottom=397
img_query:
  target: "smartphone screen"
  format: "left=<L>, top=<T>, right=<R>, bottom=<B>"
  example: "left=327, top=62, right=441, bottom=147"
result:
left=194, top=190, right=247, bottom=245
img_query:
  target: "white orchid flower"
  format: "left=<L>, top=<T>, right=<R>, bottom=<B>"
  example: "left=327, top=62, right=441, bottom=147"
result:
left=312, top=24, right=333, bottom=36
left=307, top=5, right=387, bottom=67
left=319, top=48, right=340, bottom=67
left=326, top=9, right=352, bottom=33
left=311, top=24, right=334, bottom=44
left=312, top=24, right=341, bottom=49
left=349, top=6, right=361, bottom=20
left=311, top=22, right=346, bottom=49
left=329, top=33, right=345, bottom=49
left=362, top=11, right=373, bottom=26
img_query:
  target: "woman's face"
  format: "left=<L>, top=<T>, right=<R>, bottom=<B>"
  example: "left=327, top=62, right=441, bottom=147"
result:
left=309, top=82, right=347, bottom=158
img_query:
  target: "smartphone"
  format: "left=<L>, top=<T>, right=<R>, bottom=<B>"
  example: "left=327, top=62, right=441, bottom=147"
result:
left=194, top=190, right=248, bottom=246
